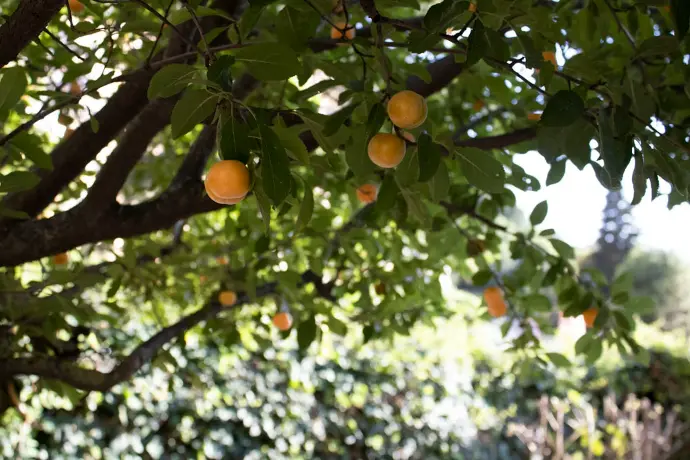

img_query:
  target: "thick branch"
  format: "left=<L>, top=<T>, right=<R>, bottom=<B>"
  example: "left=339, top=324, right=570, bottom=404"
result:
left=171, top=124, right=217, bottom=186
left=0, top=0, right=64, bottom=69
left=455, top=127, right=537, bottom=150
left=82, top=98, right=176, bottom=211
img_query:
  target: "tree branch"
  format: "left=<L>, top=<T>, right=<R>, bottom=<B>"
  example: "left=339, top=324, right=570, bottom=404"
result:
left=0, top=269, right=334, bottom=391
left=82, top=98, right=176, bottom=212
left=0, top=0, right=65, bottom=69
left=171, top=124, right=217, bottom=186
left=455, top=127, right=537, bottom=150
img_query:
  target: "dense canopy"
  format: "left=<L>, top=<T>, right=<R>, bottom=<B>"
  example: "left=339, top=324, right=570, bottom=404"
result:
left=1, top=0, right=690, bottom=457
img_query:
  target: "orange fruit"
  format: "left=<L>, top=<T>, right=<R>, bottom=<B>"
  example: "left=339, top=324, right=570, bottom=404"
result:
left=218, top=290, right=237, bottom=306
left=387, top=90, right=427, bottom=129
left=542, top=51, right=557, bottom=66
left=53, top=253, right=69, bottom=265
left=68, top=0, right=85, bottom=14
left=204, top=160, right=250, bottom=205
left=583, top=308, right=598, bottom=328
left=483, top=286, right=507, bottom=318
left=468, top=3, right=477, bottom=12
left=401, top=131, right=416, bottom=143
left=272, top=312, right=293, bottom=331
left=199, top=275, right=208, bottom=284
left=331, top=21, right=355, bottom=40
left=473, top=99, right=485, bottom=111
left=216, top=256, right=228, bottom=265
left=356, top=184, right=377, bottom=204
left=367, top=133, right=406, bottom=168
left=527, top=113, right=541, bottom=121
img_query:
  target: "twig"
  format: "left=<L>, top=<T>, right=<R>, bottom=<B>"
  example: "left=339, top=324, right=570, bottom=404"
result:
left=42, top=28, right=87, bottom=62
left=146, top=0, right=175, bottom=66
left=181, top=0, right=213, bottom=66
left=302, top=0, right=340, bottom=29
left=603, top=0, right=636, bottom=48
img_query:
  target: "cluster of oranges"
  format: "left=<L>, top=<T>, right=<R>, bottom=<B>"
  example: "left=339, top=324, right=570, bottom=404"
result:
left=367, top=90, right=428, bottom=169
left=482, top=286, right=599, bottom=328
left=218, top=289, right=293, bottom=331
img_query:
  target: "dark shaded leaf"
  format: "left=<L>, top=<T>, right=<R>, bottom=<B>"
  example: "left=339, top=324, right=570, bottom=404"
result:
left=171, top=89, right=218, bottom=138
left=541, top=90, right=585, bottom=127
left=456, top=148, right=506, bottom=193
left=258, top=124, right=292, bottom=205
left=417, top=134, right=441, bottom=182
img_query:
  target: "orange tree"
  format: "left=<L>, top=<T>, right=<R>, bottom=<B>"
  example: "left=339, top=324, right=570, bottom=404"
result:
left=0, top=0, right=688, bottom=418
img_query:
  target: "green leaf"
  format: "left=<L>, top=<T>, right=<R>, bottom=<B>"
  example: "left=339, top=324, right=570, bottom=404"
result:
left=9, top=132, right=52, bottom=170
left=598, top=108, right=632, bottom=187
left=0, top=171, right=41, bottom=193
left=585, top=339, right=603, bottom=364
left=546, top=160, right=565, bottom=186
left=346, top=126, right=374, bottom=177
left=170, top=89, right=218, bottom=138
left=575, top=332, right=593, bottom=354
left=297, top=314, right=317, bottom=351
left=546, top=352, right=571, bottom=367
left=428, top=160, right=450, bottom=202
left=625, top=295, right=654, bottom=314
left=254, top=188, right=272, bottom=233
left=0, top=206, right=30, bottom=219
left=671, top=0, right=690, bottom=39
left=273, top=126, right=310, bottom=165
left=537, top=119, right=594, bottom=169
left=219, top=114, right=251, bottom=163
left=402, top=190, right=430, bottom=226
left=323, top=102, right=360, bottom=137
left=275, top=5, right=320, bottom=51
left=375, top=174, right=400, bottom=213
left=456, top=148, right=506, bottom=193
left=529, top=201, right=548, bottom=226
left=631, top=151, right=646, bottom=205
left=234, top=43, right=301, bottom=81
left=524, top=294, right=551, bottom=312
left=417, top=134, right=441, bottom=182
left=466, top=20, right=489, bottom=66
left=423, top=0, right=469, bottom=32
left=395, top=148, right=420, bottom=187
left=298, top=111, right=339, bottom=153
left=258, top=124, right=292, bottom=206
left=296, top=184, right=314, bottom=231
left=550, top=238, right=574, bottom=259
left=295, top=79, right=341, bottom=102
left=472, top=270, right=493, bottom=286
left=637, top=36, right=679, bottom=58
left=207, top=55, right=234, bottom=92
left=327, top=316, right=347, bottom=336
left=541, top=90, right=585, bottom=127
left=0, top=67, right=27, bottom=120
left=365, top=103, right=387, bottom=140
left=147, top=64, right=198, bottom=100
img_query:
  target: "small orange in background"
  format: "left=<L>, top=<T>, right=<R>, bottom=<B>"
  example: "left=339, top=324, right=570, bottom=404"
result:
left=356, top=184, right=377, bottom=204
left=367, top=133, right=406, bottom=168
left=68, top=0, right=85, bottom=14
left=218, top=290, right=237, bottom=307
left=216, top=256, right=228, bottom=265
left=483, top=286, right=507, bottom=318
left=542, top=51, right=557, bottom=67
left=331, top=21, right=355, bottom=40
left=273, top=312, right=293, bottom=331
left=468, top=3, right=477, bottom=12
left=527, top=113, right=541, bottom=121
left=387, top=90, right=428, bottom=129
left=53, top=253, right=69, bottom=265
left=204, top=160, right=250, bottom=205
left=199, top=275, right=208, bottom=284
left=582, top=308, right=598, bottom=328
left=473, top=99, right=485, bottom=112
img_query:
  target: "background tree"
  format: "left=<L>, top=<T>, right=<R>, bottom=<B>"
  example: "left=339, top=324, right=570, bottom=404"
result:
left=1, top=0, right=690, bottom=457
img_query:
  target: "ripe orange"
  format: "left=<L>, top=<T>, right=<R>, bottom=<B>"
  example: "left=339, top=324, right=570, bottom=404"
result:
left=468, top=3, right=477, bottom=12
left=216, top=256, right=228, bottom=265
left=542, top=51, right=557, bottom=66
left=204, top=160, right=250, bottom=205
left=473, top=99, right=485, bottom=111
left=356, top=184, right=377, bottom=204
left=331, top=21, right=355, bottom=40
left=527, top=113, right=541, bottom=121
left=218, top=290, right=237, bottom=306
left=69, top=0, right=85, bottom=14
left=401, top=131, right=416, bottom=143
left=582, top=308, right=598, bottom=328
left=272, top=312, right=293, bottom=331
left=367, top=133, right=406, bottom=168
left=53, top=253, right=69, bottom=265
left=387, top=90, right=428, bottom=129
left=483, top=286, right=507, bottom=318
